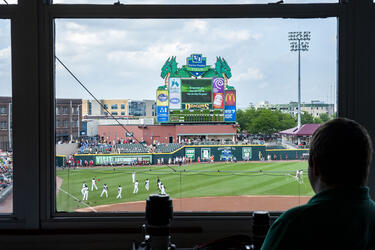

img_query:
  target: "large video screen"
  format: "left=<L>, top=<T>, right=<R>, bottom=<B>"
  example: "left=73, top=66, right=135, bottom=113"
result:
left=181, top=79, right=212, bottom=104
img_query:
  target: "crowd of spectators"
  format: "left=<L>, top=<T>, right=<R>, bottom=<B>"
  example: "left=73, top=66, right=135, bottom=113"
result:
left=75, top=136, right=271, bottom=155
left=0, top=152, right=13, bottom=193
left=61, top=133, right=308, bottom=155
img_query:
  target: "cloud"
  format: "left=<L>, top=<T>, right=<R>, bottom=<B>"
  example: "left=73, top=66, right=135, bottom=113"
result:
left=50, top=17, right=337, bottom=108
left=258, top=82, right=269, bottom=89
left=0, top=47, right=10, bottom=60
left=106, top=41, right=193, bottom=71
left=214, top=29, right=252, bottom=41
left=183, top=20, right=209, bottom=34
left=232, top=67, right=264, bottom=82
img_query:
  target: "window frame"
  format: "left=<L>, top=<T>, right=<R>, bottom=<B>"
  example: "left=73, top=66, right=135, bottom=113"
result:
left=1, top=0, right=374, bottom=237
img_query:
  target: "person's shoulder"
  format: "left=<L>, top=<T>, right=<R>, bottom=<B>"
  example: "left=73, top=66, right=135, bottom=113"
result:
left=261, top=206, right=309, bottom=250
left=274, top=205, right=307, bottom=224
left=271, top=201, right=318, bottom=233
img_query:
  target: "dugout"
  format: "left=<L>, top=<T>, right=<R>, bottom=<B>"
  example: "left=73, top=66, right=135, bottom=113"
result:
left=55, top=155, right=66, bottom=168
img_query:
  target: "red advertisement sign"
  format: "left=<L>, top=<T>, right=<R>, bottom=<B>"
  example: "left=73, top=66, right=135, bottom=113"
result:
left=225, top=90, right=236, bottom=106
left=213, top=93, right=224, bottom=109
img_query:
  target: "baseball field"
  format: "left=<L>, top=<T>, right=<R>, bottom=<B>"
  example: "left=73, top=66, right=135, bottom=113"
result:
left=56, top=161, right=314, bottom=212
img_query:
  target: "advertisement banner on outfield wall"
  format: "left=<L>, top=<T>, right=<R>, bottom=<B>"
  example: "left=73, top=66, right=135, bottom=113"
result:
left=157, top=106, right=169, bottom=123
left=224, top=106, right=236, bottom=122
left=185, top=148, right=195, bottom=160
left=242, top=147, right=252, bottom=160
left=156, top=90, right=169, bottom=106
left=219, top=147, right=232, bottom=161
left=224, top=90, right=236, bottom=106
left=201, top=148, right=211, bottom=160
left=169, top=78, right=181, bottom=110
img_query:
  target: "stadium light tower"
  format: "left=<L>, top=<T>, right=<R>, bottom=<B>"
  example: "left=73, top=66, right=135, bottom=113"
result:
left=288, top=31, right=311, bottom=131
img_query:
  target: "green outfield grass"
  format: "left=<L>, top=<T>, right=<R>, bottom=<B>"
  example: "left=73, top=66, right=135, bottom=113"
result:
left=56, top=161, right=314, bottom=212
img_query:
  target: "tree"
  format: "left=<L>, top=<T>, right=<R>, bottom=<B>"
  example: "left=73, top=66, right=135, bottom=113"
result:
left=252, top=109, right=279, bottom=134
left=237, top=108, right=296, bottom=135
left=301, top=112, right=314, bottom=125
left=313, top=116, right=322, bottom=124
left=276, top=110, right=297, bottom=131
left=318, top=113, right=330, bottom=123
left=237, top=107, right=257, bottom=133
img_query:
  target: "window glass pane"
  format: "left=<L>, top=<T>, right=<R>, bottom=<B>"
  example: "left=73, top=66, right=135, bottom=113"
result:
left=52, top=0, right=338, bottom=4
left=55, top=18, right=337, bottom=213
left=0, top=0, right=17, bottom=5
left=0, top=19, right=13, bottom=214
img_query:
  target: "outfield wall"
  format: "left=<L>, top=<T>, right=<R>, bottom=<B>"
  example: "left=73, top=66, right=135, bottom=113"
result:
left=265, top=149, right=309, bottom=160
left=65, top=146, right=309, bottom=166
left=55, top=155, right=66, bottom=167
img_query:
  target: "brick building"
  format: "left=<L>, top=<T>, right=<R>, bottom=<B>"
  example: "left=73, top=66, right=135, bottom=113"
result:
left=0, top=97, right=83, bottom=149
left=55, top=98, right=82, bottom=142
left=0, top=97, right=12, bottom=151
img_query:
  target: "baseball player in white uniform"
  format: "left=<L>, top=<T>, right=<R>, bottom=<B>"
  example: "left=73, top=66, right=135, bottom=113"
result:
left=295, top=169, right=303, bottom=184
left=116, top=185, right=122, bottom=199
left=91, top=178, right=98, bottom=191
left=145, top=179, right=149, bottom=191
left=100, top=184, right=108, bottom=198
left=157, top=177, right=161, bottom=191
left=132, top=172, right=136, bottom=183
left=133, top=180, right=139, bottom=194
left=160, top=183, right=166, bottom=195
left=81, top=184, right=89, bottom=201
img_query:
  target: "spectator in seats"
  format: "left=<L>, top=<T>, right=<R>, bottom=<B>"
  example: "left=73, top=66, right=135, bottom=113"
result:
left=261, top=118, right=375, bottom=250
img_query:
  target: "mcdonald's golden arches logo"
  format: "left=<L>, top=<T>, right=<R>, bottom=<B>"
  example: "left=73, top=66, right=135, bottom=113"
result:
left=225, top=90, right=236, bottom=106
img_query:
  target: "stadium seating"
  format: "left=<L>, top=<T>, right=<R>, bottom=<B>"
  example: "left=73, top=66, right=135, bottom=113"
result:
left=80, top=143, right=149, bottom=154
left=154, top=143, right=182, bottom=153
left=116, top=143, right=149, bottom=153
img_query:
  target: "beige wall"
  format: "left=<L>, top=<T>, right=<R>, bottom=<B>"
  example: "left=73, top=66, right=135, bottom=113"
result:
left=81, top=99, right=89, bottom=118
left=102, top=99, right=129, bottom=116
left=301, top=105, right=334, bottom=118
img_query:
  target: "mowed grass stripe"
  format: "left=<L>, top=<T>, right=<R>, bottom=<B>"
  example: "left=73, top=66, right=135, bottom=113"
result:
left=263, top=176, right=313, bottom=196
left=56, top=161, right=311, bottom=212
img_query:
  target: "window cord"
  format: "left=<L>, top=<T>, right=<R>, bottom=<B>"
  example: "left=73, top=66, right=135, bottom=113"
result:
left=55, top=56, right=140, bottom=143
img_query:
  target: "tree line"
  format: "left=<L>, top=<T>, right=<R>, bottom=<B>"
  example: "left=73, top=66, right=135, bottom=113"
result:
left=236, top=108, right=335, bottom=135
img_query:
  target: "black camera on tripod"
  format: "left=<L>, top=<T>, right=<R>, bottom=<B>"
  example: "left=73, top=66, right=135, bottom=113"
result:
left=135, top=194, right=176, bottom=250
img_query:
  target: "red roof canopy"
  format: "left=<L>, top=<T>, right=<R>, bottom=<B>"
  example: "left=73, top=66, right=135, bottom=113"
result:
left=279, top=123, right=321, bottom=136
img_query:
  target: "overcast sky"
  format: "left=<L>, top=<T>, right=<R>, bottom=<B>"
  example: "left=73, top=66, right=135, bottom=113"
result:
left=0, top=2, right=337, bottom=109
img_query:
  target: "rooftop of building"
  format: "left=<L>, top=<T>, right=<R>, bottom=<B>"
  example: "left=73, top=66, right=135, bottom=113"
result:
left=278, top=123, right=321, bottom=136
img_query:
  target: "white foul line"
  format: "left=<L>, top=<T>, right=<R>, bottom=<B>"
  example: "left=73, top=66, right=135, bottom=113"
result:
left=58, top=187, right=97, bottom=213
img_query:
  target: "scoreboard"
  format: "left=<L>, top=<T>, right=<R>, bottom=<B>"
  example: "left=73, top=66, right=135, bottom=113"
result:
left=156, top=77, right=236, bottom=124
left=181, top=79, right=212, bottom=104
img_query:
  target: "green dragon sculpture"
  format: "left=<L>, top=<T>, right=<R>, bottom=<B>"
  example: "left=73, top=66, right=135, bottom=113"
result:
left=160, top=56, right=190, bottom=86
left=160, top=55, right=232, bottom=89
